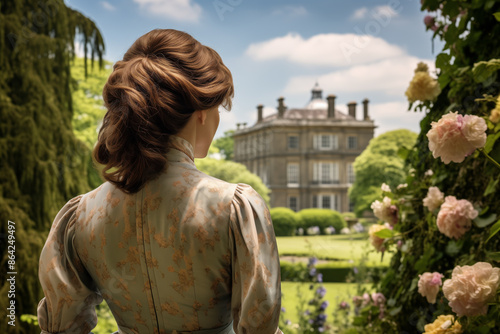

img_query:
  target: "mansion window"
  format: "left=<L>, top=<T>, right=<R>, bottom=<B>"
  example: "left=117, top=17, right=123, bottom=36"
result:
left=314, top=134, right=338, bottom=150
left=289, top=196, right=298, bottom=212
left=287, top=163, right=300, bottom=185
left=312, top=194, right=340, bottom=211
left=347, top=163, right=355, bottom=184
left=347, top=136, right=358, bottom=149
left=313, top=162, right=339, bottom=184
left=288, top=136, right=299, bottom=149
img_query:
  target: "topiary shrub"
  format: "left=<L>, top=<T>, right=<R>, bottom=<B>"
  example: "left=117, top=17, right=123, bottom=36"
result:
left=298, top=209, right=346, bottom=234
left=270, top=207, right=300, bottom=236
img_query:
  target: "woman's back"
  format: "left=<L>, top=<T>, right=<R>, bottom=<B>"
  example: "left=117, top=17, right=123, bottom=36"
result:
left=37, top=136, right=282, bottom=333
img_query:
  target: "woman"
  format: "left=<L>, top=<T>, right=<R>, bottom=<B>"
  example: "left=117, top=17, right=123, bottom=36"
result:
left=37, top=29, right=283, bottom=334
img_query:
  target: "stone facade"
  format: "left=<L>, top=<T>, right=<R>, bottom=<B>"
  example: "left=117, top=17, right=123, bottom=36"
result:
left=233, top=84, right=375, bottom=212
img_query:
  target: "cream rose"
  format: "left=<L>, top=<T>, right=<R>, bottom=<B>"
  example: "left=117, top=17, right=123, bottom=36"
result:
left=436, top=196, right=477, bottom=239
left=418, top=272, right=444, bottom=304
left=423, top=186, right=444, bottom=211
left=443, top=262, right=500, bottom=317
left=368, top=223, right=389, bottom=252
left=426, top=112, right=487, bottom=164
left=381, top=183, right=391, bottom=192
left=423, top=315, right=462, bottom=334
left=490, top=108, right=500, bottom=123
left=371, top=197, right=398, bottom=226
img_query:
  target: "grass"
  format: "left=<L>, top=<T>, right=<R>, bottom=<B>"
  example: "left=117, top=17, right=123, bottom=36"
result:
left=276, top=233, right=391, bottom=266
left=280, top=282, right=371, bottom=326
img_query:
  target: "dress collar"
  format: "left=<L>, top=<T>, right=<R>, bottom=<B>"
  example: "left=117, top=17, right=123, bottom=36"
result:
left=167, top=135, right=195, bottom=163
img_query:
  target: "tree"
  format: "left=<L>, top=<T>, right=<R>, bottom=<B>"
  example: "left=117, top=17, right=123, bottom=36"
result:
left=0, top=1, right=104, bottom=333
left=349, top=129, right=417, bottom=216
left=212, top=129, right=234, bottom=160
left=195, top=158, right=270, bottom=205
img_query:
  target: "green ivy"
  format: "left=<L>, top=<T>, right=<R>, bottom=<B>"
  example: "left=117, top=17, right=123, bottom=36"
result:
left=351, top=0, right=500, bottom=333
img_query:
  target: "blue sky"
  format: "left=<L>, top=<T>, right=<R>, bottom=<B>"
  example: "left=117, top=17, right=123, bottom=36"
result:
left=68, top=0, right=443, bottom=138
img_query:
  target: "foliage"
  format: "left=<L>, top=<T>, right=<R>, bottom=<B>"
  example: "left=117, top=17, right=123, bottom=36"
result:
left=212, top=129, right=234, bottom=160
left=352, top=1, right=500, bottom=333
left=93, top=302, right=118, bottom=334
left=270, top=207, right=300, bottom=236
left=0, top=1, right=104, bottom=333
left=349, top=129, right=417, bottom=217
left=195, top=157, right=270, bottom=205
left=71, top=57, right=113, bottom=149
left=298, top=209, right=346, bottom=234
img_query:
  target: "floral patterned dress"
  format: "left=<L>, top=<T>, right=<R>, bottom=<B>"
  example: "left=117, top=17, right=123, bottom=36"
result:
left=37, top=135, right=283, bottom=334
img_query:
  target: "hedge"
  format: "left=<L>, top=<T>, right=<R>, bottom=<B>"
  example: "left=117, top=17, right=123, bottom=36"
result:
left=280, top=261, right=386, bottom=283
left=298, top=209, right=346, bottom=234
left=270, top=207, right=300, bottom=236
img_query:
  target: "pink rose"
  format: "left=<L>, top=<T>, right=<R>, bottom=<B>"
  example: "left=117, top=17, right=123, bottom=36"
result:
left=443, top=262, right=500, bottom=317
left=423, top=186, right=444, bottom=211
left=418, top=272, right=444, bottom=304
left=436, top=196, right=477, bottom=239
left=424, top=15, right=435, bottom=28
left=371, top=292, right=386, bottom=307
left=427, top=112, right=487, bottom=164
left=362, top=292, right=371, bottom=306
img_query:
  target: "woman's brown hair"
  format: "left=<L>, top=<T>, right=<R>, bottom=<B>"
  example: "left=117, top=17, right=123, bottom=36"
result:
left=93, top=29, right=234, bottom=194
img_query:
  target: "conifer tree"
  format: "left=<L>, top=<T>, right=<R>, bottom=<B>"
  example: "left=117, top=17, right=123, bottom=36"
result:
left=0, top=1, right=104, bottom=332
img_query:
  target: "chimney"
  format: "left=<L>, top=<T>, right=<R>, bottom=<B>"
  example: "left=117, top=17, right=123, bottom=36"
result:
left=347, top=101, right=357, bottom=119
left=327, top=94, right=336, bottom=119
left=236, top=123, right=241, bottom=130
left=257, top=104, right=263, bottom=123
left=362, top=98, right=370, bottom=120
left=278, top=97, right=285, bottom=118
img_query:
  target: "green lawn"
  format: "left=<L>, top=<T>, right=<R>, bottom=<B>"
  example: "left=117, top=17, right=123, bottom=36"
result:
left=276, top=233, right=391, bottom=266
left=280, top=282, right=371, bottom=327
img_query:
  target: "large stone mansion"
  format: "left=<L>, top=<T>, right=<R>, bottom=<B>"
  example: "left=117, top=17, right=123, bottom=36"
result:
left=233, top=83, right=376, bottom=212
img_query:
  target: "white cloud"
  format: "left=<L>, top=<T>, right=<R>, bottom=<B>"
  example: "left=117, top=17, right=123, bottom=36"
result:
left=271, top=5, right=307, bottom=17
left=283, top=56, right=435, bottom=97
left=351, top=7, right=368, bottom=20
left=133, top=0, right=202, bottom=23
left=351, top=5, right=399, bottom=21
left=101, top=1, right=115, bottom=11
left=369, top=101, right=424, bottom=136
left=246, top=32, right=405, bottom=68
left=263, top=106, right=276, bottom=118
left=374, top=5, right=399, bottom=19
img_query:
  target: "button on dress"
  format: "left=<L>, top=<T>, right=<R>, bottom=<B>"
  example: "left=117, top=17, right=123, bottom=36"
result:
left=37, top=135, right=283, bottom=334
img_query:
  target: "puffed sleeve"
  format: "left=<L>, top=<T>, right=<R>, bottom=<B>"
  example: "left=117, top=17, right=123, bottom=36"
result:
left=37, top=195, right=103, bottom=334
left=229, top=184, right=283, bottom=334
